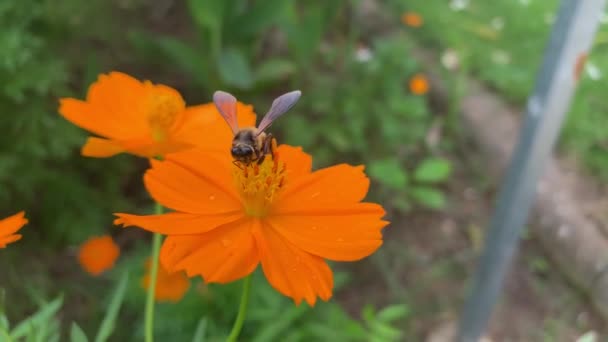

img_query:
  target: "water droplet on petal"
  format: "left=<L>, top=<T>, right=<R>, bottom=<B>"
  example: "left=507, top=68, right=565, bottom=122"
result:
left=209, top=194, right=216, bottom=200
left=311, top=192, right=320, bottom=198
left=292, top=267, right=297, bottom=272
left=311, top=226, right=318, bottom=230
left=336, top=238, right=344, bottom=242
left=221, top=239, right=231, bottom=247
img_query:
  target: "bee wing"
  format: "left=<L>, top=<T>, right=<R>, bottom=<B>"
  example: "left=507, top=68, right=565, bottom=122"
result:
left=213, top=91, right=239, bottom=134
left=256, top=90, right=301, bottom=135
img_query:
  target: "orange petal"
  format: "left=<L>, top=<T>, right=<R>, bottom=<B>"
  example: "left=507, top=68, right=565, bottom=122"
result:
left=141, top=260, right=190, bottom=302
left=276, top=145, right=312, bottom=181
left=0, top=234, right=22, bottom=248
left=253, top=220, right=333, bottom=306
left=59, top=72, right=150, bottom=139
left=120, top=138, right=193, bottom=159
left=144, top=152, right=241, bottom=214
left=78, top=235, right=120, bottom=276
left=267, top=203, right=386, bottom=261
left=160, top=218, right=259, bottom=283
left=81, top=137, right=126, bottom=157
left=276, top=164, right=370, bottom=212
left=174, top=102, right=257, bottom=151
left=114, top=211, right=243, bottom=235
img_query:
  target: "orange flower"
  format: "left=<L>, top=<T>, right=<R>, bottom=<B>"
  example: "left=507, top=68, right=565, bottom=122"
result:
left=115, top=116, right=388, bottom=306
left=78, top=235, right=120, bottom=276
left=141, top=259, right=190, bottom=302
left=58, top=72, right=256, bottom=158
left=401, top=12, right=423, bottom=27
left=0, top=211, right=27, bottom=248
left=409, top=74, right=429, bottom=95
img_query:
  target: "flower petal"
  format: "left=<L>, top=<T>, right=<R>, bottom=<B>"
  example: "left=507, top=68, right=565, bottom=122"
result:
left=276, top=145, right=312, bottom=181
left=81, top=137, right=125, bottom=157
left=0, top=234, right=22, bottom=248
left=114, top=211, right=243, bottom=235
left=0, top=211, right=28, bottom=236
left=253, top=220, right=333, bottom=306
left=276, top=164, right=370, bottom=212
left=268, top=203, right=386, bottom=261
left=59, top=72, right=150, bottom=139
left=174, top=102, right=257, bottom=151
left=144, top=151, right=241, bottom=214
left=160, top=218, right=259, bottom=283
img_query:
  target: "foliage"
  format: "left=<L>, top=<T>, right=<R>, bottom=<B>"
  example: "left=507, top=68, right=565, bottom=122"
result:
left=393, top=0, right=608, bottom=181
left=0, top=0, right=137, bottom=246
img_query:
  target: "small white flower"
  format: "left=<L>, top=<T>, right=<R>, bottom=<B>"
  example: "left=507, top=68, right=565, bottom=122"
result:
left=585, top=61, right=602, bottom=80
left=449, top=0, right=469, bottom=11
left=355, top=46, right=373, bottom=62
left=491, top=50, right=511, bottom=65
left=441, top=49, right=460, bottom=70
left=490, top=17, right=505, bottom=31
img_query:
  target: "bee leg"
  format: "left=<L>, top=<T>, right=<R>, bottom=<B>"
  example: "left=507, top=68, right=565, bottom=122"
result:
left=232, top=160, right=245, bottom=170
left=257, top=134, right=276, bottom=165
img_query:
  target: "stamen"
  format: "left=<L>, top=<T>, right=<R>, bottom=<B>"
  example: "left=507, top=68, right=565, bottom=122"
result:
left=147, top=91, right=183, bottom=141
left=233, top=154, right=286, bottom=218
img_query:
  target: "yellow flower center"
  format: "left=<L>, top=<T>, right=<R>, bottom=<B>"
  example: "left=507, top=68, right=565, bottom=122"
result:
left=233, top=155, right=286, bottom=218
left=147, top=91, right=183, bottom=142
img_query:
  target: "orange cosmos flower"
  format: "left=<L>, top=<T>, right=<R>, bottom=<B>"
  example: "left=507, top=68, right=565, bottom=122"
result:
left=58, top=72, right=255, bottom=158
left=401, top=12, right=423, bottom=27
left=115, top=119, right=388, bottom=306
left=0, top=211, right=27, bottom=248
left=409, top=74, right=430, bottom=95
left=141, top=259, right=190, bottom=302
left=78, top=235, right=120, bottom=276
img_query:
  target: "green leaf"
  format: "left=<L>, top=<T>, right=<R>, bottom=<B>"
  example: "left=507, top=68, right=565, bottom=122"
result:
left=0, top=313, right=9, bottom=331
left=128, top=32, right=208, bottom=88
left=94, top=272, right=129, bottom=342
left=191, top=318, right=207, bottom=342
left=254, top=59, right=296, bottom=85
left=70, top=323, right=88, bottom=342
left=370, top=322, right=402, bottom=341
left=11, top=296, right=63, bottom=339
left=410, top=186, right=446, bottom=209
left=229, top=0, right=292, bottom=39
left=413, top=158, right=452, bottom=183
left=252, top=305, right=308, bottom=342
left=187, top=0, right=224, bottom=31
left=218, top=48, right=253, bottom=89
left=376, top=304, right=410, bottom=322
left=368, top=159, right=408, bottom=189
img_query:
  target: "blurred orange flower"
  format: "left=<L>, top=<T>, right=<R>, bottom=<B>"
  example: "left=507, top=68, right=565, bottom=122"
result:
left=115, top=112, right=388, bottom=306
left=401, top=12, right=423, bottom=27
left=78, top=235, right=120, bottom=276
left=0, top=211, right=27, bottom=248
left=141, top=259, right=190, bottom=302
left=409, top=74, right=430, bottom=95
left=59, top=72, right=256, bottom=158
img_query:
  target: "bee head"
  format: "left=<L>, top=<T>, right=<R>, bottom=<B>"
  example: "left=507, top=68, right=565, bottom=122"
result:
left=231, top=144, right=254, bottom=158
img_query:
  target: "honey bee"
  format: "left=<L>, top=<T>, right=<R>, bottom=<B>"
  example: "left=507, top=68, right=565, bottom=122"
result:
left=213, top=90, right=301, bottom=166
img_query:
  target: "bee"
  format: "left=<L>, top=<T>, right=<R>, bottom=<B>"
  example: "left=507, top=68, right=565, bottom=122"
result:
left=213, top=90, right=301, bottom=166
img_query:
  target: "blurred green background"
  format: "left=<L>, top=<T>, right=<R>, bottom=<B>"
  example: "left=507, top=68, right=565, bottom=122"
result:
left=1, top=0, right=607, bottom=340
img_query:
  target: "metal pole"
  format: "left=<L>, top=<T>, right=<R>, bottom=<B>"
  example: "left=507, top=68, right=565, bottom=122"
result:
left=456, top=0, right=606, bottom=341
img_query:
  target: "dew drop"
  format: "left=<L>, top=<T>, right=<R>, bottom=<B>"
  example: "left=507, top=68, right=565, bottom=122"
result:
left=311, top=191, right=320, bottom=198
left=336, top=238, right=344, bottom=242
left=209, top=194, right=216, bottom=200
left=292, top=267, right=297, bottom=272
left=311, top=226, right=318, bottom=230
left=221, top=239, right=231, bottom=247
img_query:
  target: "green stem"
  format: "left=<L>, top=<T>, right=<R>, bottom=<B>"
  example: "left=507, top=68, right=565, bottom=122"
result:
left=226, top=275, right=253, bottom=342
left=144, top=202, right=163, bottom=342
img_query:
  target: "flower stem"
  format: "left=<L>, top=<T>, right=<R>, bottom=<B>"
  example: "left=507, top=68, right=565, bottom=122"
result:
left=145, top=202, right=163, bottom=342
left=226, top=275, right=253, bottom=342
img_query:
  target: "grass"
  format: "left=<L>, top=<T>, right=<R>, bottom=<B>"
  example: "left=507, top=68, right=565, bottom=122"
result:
left=393, top=0, right=608, bottom=180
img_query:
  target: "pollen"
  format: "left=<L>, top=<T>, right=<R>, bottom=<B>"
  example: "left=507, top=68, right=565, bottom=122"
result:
left=233, top=154, right=286, bottom=217
left=147, top=89, right=184, bottom=141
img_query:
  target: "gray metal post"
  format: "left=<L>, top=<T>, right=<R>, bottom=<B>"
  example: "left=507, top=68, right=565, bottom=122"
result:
left=456, top=0, right=606, bottom=341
